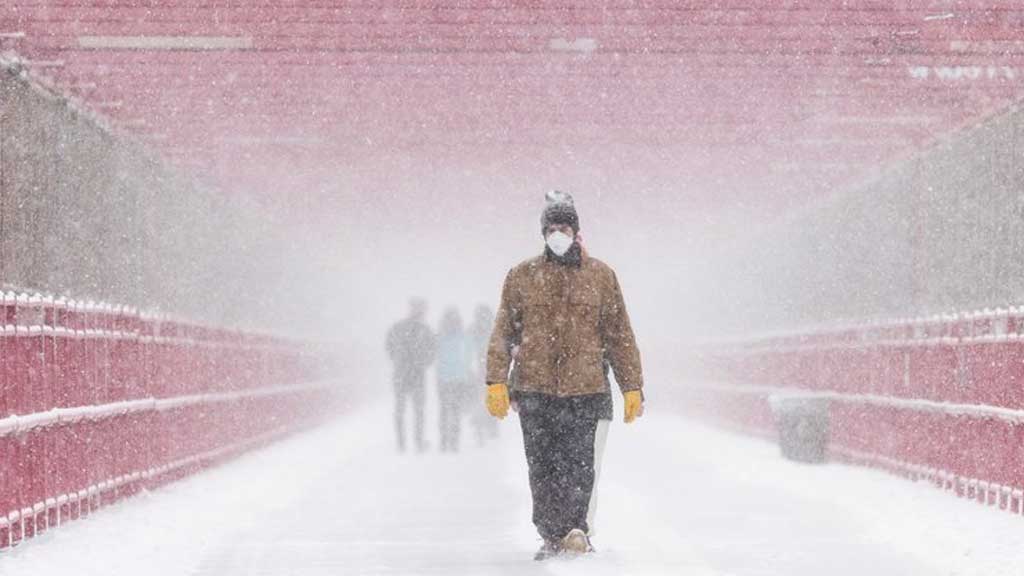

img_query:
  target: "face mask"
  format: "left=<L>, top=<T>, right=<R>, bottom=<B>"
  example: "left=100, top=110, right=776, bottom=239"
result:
left=546, top=231, right=574, bottom=256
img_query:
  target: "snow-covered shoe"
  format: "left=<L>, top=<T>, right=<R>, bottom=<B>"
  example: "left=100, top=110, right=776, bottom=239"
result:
left=533, top=539, right=561, bottom=561
left=560, top=528, right=593, bottom=554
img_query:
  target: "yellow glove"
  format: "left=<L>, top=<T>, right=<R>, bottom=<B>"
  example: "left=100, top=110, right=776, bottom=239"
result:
left=623, top=390, right=644, bottom=424
left=486, top=383, right=510, bottom=419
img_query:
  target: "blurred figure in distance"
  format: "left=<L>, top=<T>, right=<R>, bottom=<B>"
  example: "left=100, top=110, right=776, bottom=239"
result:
left=386, top=298, right=436, bottom=453
left=467, top=304, right=499, bottom=446
left=436, top=307, right=472, bottom=452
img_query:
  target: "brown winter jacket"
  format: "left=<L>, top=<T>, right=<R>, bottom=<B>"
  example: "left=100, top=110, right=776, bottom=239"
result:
left=486, top=252, right=643, bottom=397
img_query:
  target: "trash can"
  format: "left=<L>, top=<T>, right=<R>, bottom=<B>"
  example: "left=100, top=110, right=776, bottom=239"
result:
left=770, top=395, right=830, bottom=464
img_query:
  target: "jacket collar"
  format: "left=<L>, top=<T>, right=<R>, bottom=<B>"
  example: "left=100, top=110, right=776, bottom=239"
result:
left=543, top=243, right=583, bottom=268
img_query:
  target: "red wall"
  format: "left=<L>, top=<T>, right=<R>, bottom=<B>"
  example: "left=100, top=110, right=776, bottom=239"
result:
left=691, top=308, right=1024, bottom=517
left=0, top=292, right=339, bottom=548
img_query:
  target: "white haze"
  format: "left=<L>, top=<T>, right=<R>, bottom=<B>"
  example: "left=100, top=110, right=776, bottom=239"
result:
left=260, top=152, right=777, bottom=395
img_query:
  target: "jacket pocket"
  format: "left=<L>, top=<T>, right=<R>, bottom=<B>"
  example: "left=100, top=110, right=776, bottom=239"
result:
left=569, top=288, right=601, bottom=308
left=568, top=290, right=602, bottom=342
left=564, top=347, right=608, bottom=394
left=518, top=304, right=554, bottom=387
left=520, top=303, right=553, bottom=346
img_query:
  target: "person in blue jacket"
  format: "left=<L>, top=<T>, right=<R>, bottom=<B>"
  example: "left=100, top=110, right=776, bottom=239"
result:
left=436, top=307, right=473, bottom=452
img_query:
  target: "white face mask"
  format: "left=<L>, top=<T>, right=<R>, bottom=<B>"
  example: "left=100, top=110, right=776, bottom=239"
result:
left=545, top=231, right=574, bottom=256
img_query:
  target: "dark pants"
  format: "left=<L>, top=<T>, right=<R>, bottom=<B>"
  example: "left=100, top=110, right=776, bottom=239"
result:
left=517, top=392, right=604, bottom=541
left=394, top=378, right=426, bottom=452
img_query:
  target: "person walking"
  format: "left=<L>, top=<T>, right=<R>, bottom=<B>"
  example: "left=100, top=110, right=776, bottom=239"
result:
left=467, top=304, right=499, bottom=446
left=436, top=307, right=472, bottom=452
left=386, top=298, right=436, bottom=453
left=484, top=191, right=645, bottom=560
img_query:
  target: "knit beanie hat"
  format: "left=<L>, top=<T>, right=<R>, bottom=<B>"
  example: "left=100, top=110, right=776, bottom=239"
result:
left=540, top=190, right=579, bottom=236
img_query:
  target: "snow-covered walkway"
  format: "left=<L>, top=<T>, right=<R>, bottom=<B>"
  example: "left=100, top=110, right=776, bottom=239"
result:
left=3, top=402, right=1022, bottom=576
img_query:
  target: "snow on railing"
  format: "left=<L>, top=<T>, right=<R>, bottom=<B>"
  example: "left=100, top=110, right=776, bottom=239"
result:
left=687, top=382, right=1024, bottom=427
left=688, top=302, right=1024, bottom=521
left=706, top=303, right=1024, bottom=354
left=0, top=381, right=335, bottom=437
left=0, top=289, right=340, bottom=550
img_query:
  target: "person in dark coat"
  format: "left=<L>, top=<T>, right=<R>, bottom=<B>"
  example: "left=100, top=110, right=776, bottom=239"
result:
left=386, top=298, right=436, bottom=453
left=484, top=191, right=645, bottom=560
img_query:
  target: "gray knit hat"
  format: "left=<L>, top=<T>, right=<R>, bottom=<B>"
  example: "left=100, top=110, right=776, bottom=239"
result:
left=540, top=190, right=579, bottom=235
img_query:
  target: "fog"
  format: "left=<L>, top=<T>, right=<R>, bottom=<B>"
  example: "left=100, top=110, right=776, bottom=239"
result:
left=5, top=3, right=1024, bottom=574
left=262, top=151, right=775, bottom=392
